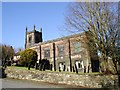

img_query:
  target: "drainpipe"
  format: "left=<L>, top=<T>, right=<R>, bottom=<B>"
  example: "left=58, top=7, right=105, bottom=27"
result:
left=39, top=45, right=41, bottom=61
left=53, top=43, right=56, bottom=71
left=68, top=39, right=72, bottom=72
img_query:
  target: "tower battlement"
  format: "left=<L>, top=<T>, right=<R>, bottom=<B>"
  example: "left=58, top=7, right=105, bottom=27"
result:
left=25, top=25, right=43, bottom=49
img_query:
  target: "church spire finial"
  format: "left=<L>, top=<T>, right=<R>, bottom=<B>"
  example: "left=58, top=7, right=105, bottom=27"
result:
left=26, top=26, right=28, bottom=31
left=25, top=26, right=28, bottom=49
left=40, top=27, right=42, bottom=32
left=34, top=25, right=36, bottom=31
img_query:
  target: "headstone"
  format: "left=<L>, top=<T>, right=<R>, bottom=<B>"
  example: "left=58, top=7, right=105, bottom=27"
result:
left=43, top=63, right=45, bottom=71
left=39, top=64, right=42, bottom=71
left=63, top=65, right=66, bottom=71
left=59, top=67, right=61, bottom=72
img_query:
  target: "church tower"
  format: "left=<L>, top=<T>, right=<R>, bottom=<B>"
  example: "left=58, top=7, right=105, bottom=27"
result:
left=25, top=25, right=43, bottom=49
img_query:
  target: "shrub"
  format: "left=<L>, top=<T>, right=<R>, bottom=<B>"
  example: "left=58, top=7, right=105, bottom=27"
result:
left=20, top=49, right=38, bottom=68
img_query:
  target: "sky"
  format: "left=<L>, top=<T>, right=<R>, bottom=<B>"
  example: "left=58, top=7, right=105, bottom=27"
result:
left=2, top=2, right=70, bottom=49
left=1, top=0, right=120, bottom=50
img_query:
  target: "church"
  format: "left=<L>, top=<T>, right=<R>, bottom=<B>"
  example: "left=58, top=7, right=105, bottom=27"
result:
left=25, top=25, right=99, bottom=73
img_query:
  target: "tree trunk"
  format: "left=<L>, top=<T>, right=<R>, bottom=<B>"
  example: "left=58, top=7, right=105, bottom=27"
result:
left=102, top=53, right=109, bottom=74
left=118, top=74, right=120, bottom=87
left=35, top=63, right=38, bottom=70
left=28, top=64, right=31, bottom=70
left=39, top=64, right=42, bottom=71
left=118, top=61, right=120, bottom=87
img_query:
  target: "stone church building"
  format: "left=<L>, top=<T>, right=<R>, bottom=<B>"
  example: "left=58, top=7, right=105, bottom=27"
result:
left=25, top=25, right=99, bottom=72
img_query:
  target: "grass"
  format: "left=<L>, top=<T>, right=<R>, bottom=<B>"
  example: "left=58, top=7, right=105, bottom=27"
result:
left=8, top=66, right=35, bottom=70
left=7, top=66, right=102, bottom=75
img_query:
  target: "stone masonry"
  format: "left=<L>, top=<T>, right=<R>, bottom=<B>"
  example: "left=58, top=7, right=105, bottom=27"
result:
left=5, top=67, right=118, bottom=88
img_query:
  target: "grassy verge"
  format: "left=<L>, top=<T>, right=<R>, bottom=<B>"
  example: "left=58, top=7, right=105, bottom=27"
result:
left=7, top=66, right=102, bottom=75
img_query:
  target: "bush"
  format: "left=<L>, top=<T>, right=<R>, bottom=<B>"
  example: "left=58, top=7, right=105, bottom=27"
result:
left=20, top=49, right=38, bottom=68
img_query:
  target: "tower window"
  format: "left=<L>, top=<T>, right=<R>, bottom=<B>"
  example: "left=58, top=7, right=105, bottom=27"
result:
left=29, top=36, right=32, bottom=43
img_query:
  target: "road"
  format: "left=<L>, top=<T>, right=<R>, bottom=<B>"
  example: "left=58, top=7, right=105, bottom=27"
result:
left=1, top=78, right=82, bottom=88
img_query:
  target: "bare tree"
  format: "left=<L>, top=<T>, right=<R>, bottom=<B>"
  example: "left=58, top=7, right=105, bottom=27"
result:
left=65, top=2, right=119, bottom=75
left=1, top=44, right=15, bottom=67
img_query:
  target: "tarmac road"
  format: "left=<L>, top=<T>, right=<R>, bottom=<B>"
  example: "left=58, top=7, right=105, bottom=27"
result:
left=1, top=78, right=83, bottom=89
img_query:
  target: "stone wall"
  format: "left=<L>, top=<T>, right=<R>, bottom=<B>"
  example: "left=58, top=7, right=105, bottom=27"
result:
left=5, top=68, right=118, bottom=88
